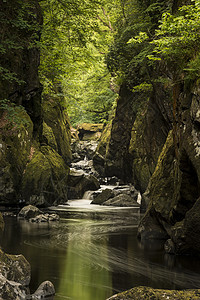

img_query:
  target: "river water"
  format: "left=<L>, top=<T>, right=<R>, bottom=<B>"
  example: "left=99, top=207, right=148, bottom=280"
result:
left=1, top=200, right=200, bottom=300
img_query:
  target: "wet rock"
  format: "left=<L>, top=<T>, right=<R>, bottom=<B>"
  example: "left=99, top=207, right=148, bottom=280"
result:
left=31, top=281, right=55, bottom=299
left=71, top=140, right=98, bottom=161
left=0, top=274, right=27, bottom=300
left=91, top=189, right=115, bottom=205
left=30, top=213, right=59, bottom=223
left=103, top=194, right=140, bottom=207
left=68, top=173, right=100, bottom=199
left=18, top=205, right=42, bottom=220
left=138, top=208, right=169, bottom=240
left=164, top=239, right=176, bottom=254
left=0, top=249, right=31, bottom=286
left=106, top=286, right=200, bottom=299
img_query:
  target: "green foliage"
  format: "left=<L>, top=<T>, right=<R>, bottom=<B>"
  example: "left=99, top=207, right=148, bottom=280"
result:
left=106, top=0, right=171, bottom=90
left=151, top=0, right=200, bottom=80
left=39, top=0, right=120, bottom=126
left=0, top=100, right=30, bottom=131
left=0, top=0, right=41, bottom=85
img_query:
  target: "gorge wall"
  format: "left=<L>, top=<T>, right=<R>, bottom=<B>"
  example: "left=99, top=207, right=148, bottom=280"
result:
left=0, top=0, right=71, bottom=207
left=94, top=0, right=200, bottom=255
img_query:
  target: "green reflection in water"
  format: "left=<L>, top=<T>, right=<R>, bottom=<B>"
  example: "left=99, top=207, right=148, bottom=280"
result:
left=56, top=219, right=112, bottom=300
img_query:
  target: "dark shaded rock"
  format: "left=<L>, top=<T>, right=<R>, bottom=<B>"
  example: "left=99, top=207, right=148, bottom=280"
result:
left=103, top=194, right=140, bottom=207
left=68, top=173, right=100, bottom=199
left=0, top=213, right=4, bottom=233
left=106, top=286, right=200, bottom=300
left=31, top=281, right=55, bottom=299
left=18, top=205, right=42, bottom=220
left=91, top=189, right=115, bottom=205
left=71, top=140, right=98, bottom=161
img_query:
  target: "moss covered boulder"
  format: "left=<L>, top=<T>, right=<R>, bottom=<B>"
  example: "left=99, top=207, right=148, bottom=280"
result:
left=22, top=146, right=69, bottom=206
left=0, top=109, right=33, bottom=205
left=107, top=286, right=200, bottom=299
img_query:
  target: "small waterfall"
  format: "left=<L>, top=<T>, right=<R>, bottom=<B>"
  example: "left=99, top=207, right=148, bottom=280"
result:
left=83, top=190, right=94, bottom=200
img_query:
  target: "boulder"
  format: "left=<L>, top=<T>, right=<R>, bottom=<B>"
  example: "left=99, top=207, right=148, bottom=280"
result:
left=18, top=205, right=42, bottom=220
left=68, top=172, right=100, bottom=199
left=31, top=281, right=55, bottom=299
left=22, top=146, right=69, bottom=206
left=0, top=274, right=27, bottom=300
left=103, top=194, right=140, bottom=207
left=91, top=189, right=115, bottom=205
left=30, top=213, right=60, bottom=223
left=106, top=286, right=200, bottom=300
left=0, top=249, right=31, bottom=286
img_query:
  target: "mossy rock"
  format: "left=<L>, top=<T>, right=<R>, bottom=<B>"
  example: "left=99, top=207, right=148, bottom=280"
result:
left=42, top=121, right=58, bottom=151
left=107, top=286, right=200, bottom=299
left=22, top=146, right=69, bottom=206
left=42, top=97, right=72, bottom=164
left=0, top=110, right=33, bottom=204
left=0, top=249, right=31, bottom=286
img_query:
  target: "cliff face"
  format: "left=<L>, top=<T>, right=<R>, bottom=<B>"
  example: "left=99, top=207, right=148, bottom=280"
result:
left=138, top=83, right=200, bottom=255
left=0, top=0, right=71, bottom=207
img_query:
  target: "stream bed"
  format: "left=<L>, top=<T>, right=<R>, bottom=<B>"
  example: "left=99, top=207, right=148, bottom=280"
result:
left=1, top=201, right=200, bottom=300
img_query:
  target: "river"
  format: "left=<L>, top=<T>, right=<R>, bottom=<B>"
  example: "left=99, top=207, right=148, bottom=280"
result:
left=1, top=200, right=200, bottom=300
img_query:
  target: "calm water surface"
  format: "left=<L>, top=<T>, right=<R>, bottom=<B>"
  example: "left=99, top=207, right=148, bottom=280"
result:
left=1, top=201, right=200, bottom=300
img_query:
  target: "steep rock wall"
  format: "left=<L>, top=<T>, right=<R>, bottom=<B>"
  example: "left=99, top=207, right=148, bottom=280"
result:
left=0, top=0, right=71, bottom=207
left=138, top=83, right=200, bottom=255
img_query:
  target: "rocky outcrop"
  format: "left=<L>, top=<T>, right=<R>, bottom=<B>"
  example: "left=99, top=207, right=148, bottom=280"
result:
left=18, top=205, right=59, bottom=222
left=138, top=83, right=200, bottom=255
left=77, top=123, right=104, bottom=140
left=93, top=83, right=171, bottom=186
left=67, top=169, right=100, bottom=199
left=103, top=194, right=140, bottom=207
left=107, top=286, right=200, bottom=299
left=0, top=0, right=71, bottom=207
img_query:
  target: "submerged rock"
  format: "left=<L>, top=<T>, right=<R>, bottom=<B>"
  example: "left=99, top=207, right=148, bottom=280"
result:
left=106, top=286, right=200, bottom=299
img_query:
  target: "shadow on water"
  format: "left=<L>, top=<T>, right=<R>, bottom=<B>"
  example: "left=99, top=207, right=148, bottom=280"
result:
left=1, top=204, right=200, bottom=300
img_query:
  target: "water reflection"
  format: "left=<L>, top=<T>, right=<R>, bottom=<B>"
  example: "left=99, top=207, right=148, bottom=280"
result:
left=1, top=207, right=200, bottom=300
left=57, top=219, right=112, bottom=300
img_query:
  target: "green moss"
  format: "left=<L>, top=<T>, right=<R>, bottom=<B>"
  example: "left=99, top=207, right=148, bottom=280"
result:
left=0, top=109, right=33, bottom=201
left=42, top=97, right=72, bottom=164
left=42, top=121, right=58, bottom=151
left=96, top=121, right=112, bottom=156
left=108, top=286, right=200, bottom=299
left=22, top=145, right=69, bottom=206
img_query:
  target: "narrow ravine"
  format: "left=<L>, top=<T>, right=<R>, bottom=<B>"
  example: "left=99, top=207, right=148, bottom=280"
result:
left=2, top=139, right=200, bottom=300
